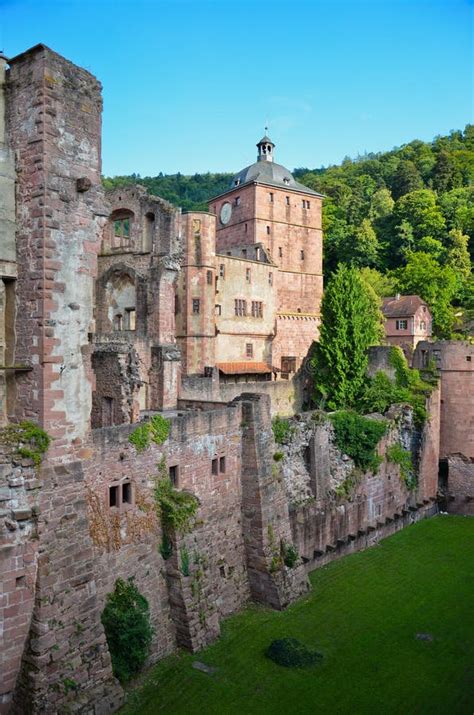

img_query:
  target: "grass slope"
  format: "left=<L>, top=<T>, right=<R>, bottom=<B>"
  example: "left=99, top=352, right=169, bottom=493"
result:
left=121, top=516, right=474, bottom=715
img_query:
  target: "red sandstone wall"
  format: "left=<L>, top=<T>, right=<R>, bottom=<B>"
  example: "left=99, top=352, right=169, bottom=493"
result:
left=6, top=46, right=105, bottom=455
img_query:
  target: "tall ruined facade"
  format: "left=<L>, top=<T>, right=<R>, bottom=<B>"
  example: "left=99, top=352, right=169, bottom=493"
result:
left=0, top=44, right=470, bottom=715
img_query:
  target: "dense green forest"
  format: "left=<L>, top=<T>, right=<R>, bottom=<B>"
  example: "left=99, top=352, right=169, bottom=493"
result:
left=103, top=125, right=473, bottom=338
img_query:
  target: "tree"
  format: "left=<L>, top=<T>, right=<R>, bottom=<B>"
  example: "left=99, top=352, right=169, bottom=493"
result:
left=391, top=160, right=423, bottom=200
left=395, top=251, right=458, bottom=338
left=340, top=219, right=379, bottom=268
left=369, top=187, right=394, bottom=220
left=393, top=189, right=446, bottom=242
left=432, top=150, right=461, bottom=193
left=359, top=267, right=396, bottom=298
left=446, top=228, right=471, bottom=295
left=311, top=264, right=383, bottom=410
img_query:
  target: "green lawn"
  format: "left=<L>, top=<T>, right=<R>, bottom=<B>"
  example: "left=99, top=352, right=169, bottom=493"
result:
left=122, top=516, right=474, bottom=715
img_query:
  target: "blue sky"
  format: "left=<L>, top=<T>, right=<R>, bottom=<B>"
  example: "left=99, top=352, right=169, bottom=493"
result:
left=1, top=0, right=472, bottom=176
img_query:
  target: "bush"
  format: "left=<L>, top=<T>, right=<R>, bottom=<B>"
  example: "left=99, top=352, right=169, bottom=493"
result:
left=101, top=578, right=153, bottom=683
left=266, top=638, right=323, bottom=668
left=357, top=349, right=435, bottom=427
left=282, top=543, right=299, bottom=568
left=272, top=416, right=294, bottom=445
left=330, top=411, right=387, bottom=472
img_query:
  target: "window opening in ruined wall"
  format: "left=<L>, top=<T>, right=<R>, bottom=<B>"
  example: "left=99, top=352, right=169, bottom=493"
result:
left=169, top=465, right=179, bottom=486
left=143, top=212, right=155, bottom=252
left=108, top=481, right=133, bottom=510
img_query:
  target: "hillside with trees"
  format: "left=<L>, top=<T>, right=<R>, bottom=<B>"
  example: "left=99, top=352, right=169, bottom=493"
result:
left=103, top=125, right=473, bottom=338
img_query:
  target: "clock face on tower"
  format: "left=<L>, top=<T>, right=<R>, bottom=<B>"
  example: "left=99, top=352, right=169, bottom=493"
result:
left=220, top=202, right=232, bottom=225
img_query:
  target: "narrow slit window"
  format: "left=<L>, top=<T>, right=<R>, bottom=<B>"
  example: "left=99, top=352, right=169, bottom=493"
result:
left=207, top=270, right=213, bottom=285
left=212, top=458, right=218, bottom=476
left=109, top=485, right=119, bottom=508
left=169, top=465, right=179, bottom=486
left=219, top=456, right=226, bottom=473
left=192, top=298, right=200, bottom=314
left=125, top=308, right=136, bottom=330
left=122, top=482, right=132, bottom=504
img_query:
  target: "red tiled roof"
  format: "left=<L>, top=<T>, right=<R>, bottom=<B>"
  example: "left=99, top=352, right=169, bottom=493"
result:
left=382, top=295, right=429, bottom=318
left=216, top=362, right=273, bottom=375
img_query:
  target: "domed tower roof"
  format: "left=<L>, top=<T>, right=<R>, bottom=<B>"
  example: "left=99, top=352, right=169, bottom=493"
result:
left=229, top=132, right=323, bottom=197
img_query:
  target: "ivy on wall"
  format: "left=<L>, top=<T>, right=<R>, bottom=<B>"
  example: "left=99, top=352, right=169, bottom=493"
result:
left=129, top=414, right=170, bottom=452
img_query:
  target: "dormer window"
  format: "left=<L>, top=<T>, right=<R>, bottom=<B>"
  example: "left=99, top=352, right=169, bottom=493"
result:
left=234, top=179, right=241, bottom=186
left=283, top=177, right=290, bottom=185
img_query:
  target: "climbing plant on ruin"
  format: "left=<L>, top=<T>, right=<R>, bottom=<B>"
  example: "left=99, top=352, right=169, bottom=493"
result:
left=0, top=420, right=51, bottom=466
left=129, top=414, right=170, bottom=452
left=357, top=347, right=435, bottom=426
left=329, top=411, right=387, bottom=472
left=101, top=578, right=153, bottom=683
left=154, top=458, right=199, bottom=555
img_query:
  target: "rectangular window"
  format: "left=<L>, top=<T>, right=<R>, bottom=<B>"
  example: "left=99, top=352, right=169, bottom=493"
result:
left=278, top=247, right=283, bottom=257
left=122, top=482, right=132, bottom=504
left=266, top=226, right=271, bottom=235
left=300, top=250, right=305, bottom=260
left=246, top=343, right=253, bottom=358
left=281, top=356, right=297, bottom=374
left=235, top=196, right=241, bottom=206
left=211, top=458, right=218, bottom=476
left=219, top=264, right=225, bottom=278
left=244, top=223, right=248, bottom=233
left=396, top=319, right=408, bottom=330
left=169, top=465, right=179, bottom=486
left=114, top=217, right=130, bottom=238
left=246, top=268, right=251, bottom=283
left=125, top=308, right=136, bottom=330
left=207, top=270, right=213, bottom=285
left=251, top=301, right=263, bottom=318
left=302, top=199, right=306, bottom=208
left=269, top=272, right=273, bottom=286
left=234, top=299, right=247, bottom=316
left=242, top=248, right=247, bottom=258
left=420, top=321, right=426, bottom=330
left=269, top=192, right=274, bottom=203
left=219, top=456, right=226, bottom=473
left=286, top=196, right=290, bottom=206
left=192, top=298, right=200, bottom=314
left=215, top=304, right=221, bottom=316
left=109, top=485, right=119, bottom=508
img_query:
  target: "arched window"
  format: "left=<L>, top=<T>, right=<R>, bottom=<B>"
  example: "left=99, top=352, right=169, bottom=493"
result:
left=109, top=209, right=135, bottom=250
